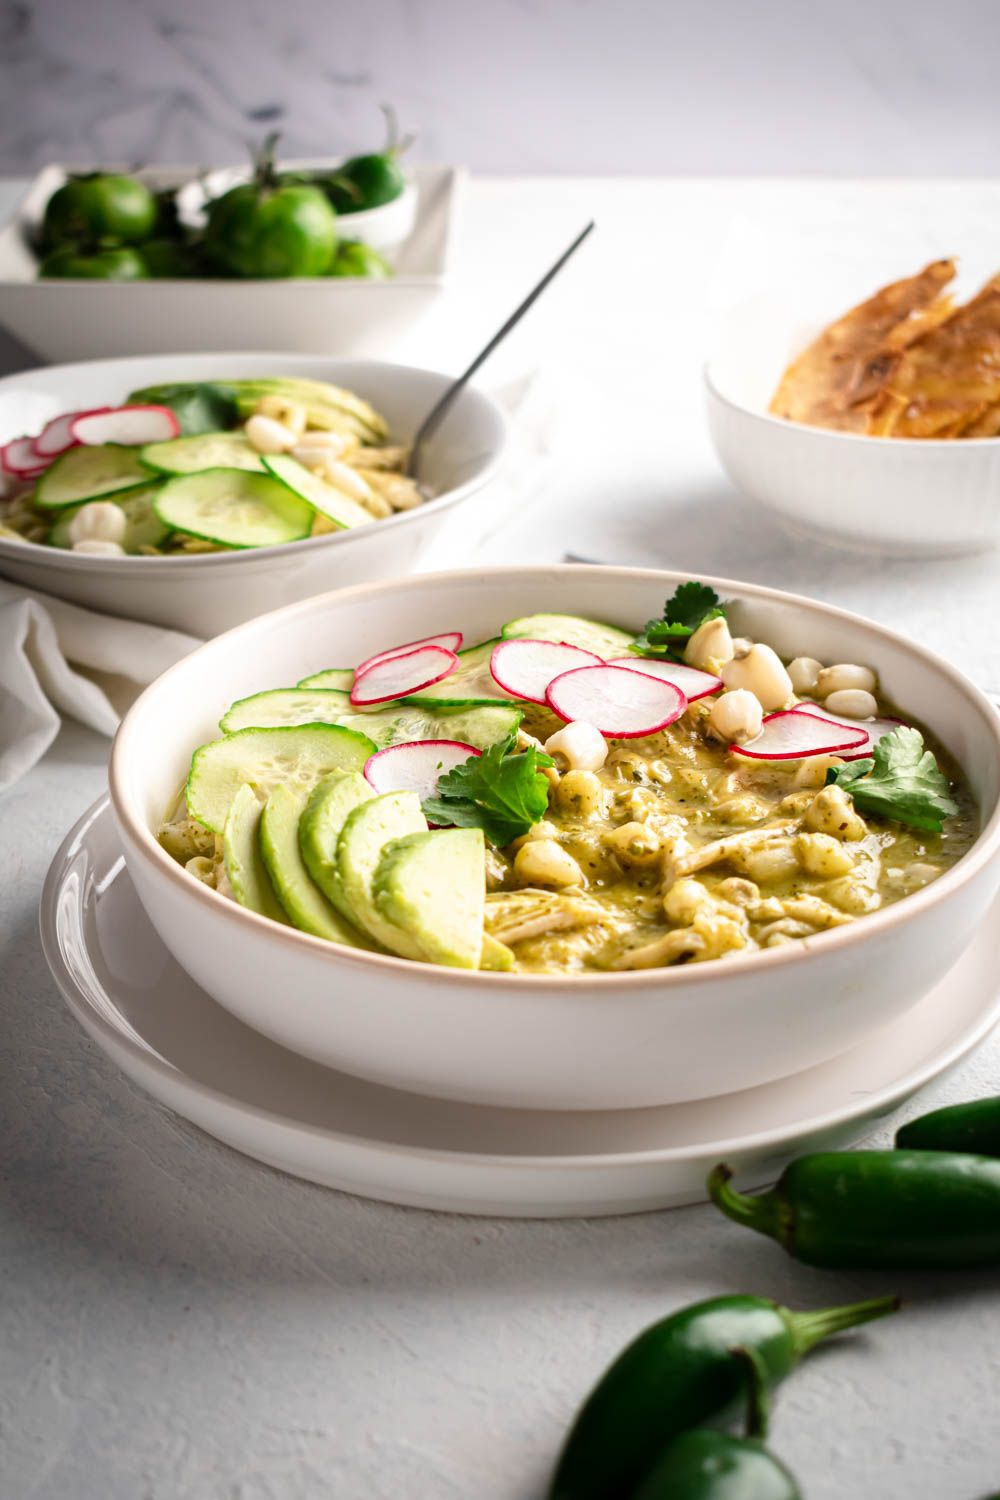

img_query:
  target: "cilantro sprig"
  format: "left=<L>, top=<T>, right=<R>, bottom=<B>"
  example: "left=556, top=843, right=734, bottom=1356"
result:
left=827, top=725, right=959, bottom=834
left=632, top=581, right=727, bottom=660
left=422, top=736, right=553, bottom=847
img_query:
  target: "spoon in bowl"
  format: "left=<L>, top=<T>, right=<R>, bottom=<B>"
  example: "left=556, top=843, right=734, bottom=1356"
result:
left=406, top=220, right=595, bottom=481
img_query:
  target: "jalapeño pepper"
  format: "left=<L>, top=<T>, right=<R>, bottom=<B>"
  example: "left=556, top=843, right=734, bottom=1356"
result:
left=547, top=1292, right=897, bottom=1500
left=632, top=1346, right=802, bottom=1499
left=710, top=1154, right=1000, bottom=1268
left=896, top=1095, right=1000, bottom=1157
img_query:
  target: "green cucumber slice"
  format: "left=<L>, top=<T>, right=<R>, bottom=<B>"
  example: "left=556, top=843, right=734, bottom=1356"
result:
left=140, top=432, right=264, bottom=475
left=374, top=828, right=485, bottom=968
left=501, top=613, right=634, bottom=658
left=34, top=444, right=152, bottom=510
left=220, top=688, right=353, bottom=733
left=154, top=469, right=314, bottom=549
left=336, top=792, right=428, bottom=959
left=298, top=668, right=354, bottom=691
left=263, top=454, right=373, bottom=530
left=48, top=484, right=169, bottom=552
left=187, top=723, right=375, bottom=833
left=223, top=783, right=288, bottom=924
left=298, top=772, right=377, bottom=922
left=336, top=702, right=522, bottom=751
left=260, top=783, right=373, bottom=947
left=400, top=640, right=515, bottom=707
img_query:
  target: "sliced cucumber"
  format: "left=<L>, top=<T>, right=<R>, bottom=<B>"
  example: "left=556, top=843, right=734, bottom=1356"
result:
left=260, top=783, right=372, bottom=947
left=221, top=688, right=353, bottom=733
left=336, top=701, right=522, bottom=751
left=223, top=783, right=288, bottom=924
left=501, top=613, right=635, bottom=658
left=34, top=444, right=152, bottom=510
left=140, top=432, right=264, bottom=475
left=264, top=454, right=372, bottom=530
left=154, top=469, right=315, bottom=549
left=186, top=723, right=375, bottom=834
left=400, top=640, right=515, bottom=707
left=48, top=484, right=169, bottom=552
left=298, top=668, right=354, bottom=692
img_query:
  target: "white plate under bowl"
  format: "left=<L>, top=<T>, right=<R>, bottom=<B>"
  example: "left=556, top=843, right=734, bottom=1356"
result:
left=40, top=795, right=1000, bottom=1218
left=0, top=163, right=459, bottom=361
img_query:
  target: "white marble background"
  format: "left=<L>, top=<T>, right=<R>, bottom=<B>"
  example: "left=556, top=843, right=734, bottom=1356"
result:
left=3, top=0, right=1000, bottom=174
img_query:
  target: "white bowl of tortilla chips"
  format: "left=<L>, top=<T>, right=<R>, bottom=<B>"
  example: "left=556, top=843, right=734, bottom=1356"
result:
left=705, top=257, right=1000, bottom=558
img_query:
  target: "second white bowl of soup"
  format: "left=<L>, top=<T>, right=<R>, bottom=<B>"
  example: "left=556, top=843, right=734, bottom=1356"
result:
left=109, top=565, right=1000, bottom=1110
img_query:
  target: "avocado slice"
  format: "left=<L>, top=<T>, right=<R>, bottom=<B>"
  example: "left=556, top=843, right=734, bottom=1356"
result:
left=260, top=783, right=374, bottom=949
left=335, top=791, right=428, bottom=959
left=299, top=771, right=376, bottom=922
left=480, top=933, right=515, bottom=972
left=223, top=783, right=288, bottom=924
left=374, top=828, right=486, bottom=969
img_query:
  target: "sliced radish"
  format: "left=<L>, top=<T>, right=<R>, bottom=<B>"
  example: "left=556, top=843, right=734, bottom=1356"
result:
left=490, top=638, right=603, bottom=704
left=350, top=644, right=459, bottom=706
left=71, top=405, right=180, bottom=447
left=732, top=709, right=870, bottom=761
left=1, top=435, right=48, bottom=477
left=791, top=702, right=904, bottom=760
left=35, top=407, right=110, bottom=458
left=356, top=631, right=464, bottom=678
left=607, top=656, right=722, bottom=703
left=365, top=739, right=479, bottom=802
left=546, top=664, right=687, bottom=738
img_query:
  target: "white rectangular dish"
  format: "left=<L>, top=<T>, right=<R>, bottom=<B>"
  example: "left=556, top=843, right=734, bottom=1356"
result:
left=0, top=163, right=463, bottom=362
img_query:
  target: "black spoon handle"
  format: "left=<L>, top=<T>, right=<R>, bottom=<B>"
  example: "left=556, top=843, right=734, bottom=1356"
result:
left=407, top=220, right=595, bottom=479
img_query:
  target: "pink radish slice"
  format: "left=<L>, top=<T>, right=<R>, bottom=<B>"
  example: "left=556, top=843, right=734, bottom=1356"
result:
left=356, top=631, right=464, bottom=678
left=791, top=702, right=904, bottom=760
left=365, top=739, right=479, bottom=802
left=35, top=407, right=109, bottom=458
left=350, top=644, right=459, bottom=706
left=732, top=710, right=870, bottom=761
left=490, top=638, right=603, bottom=704
left=546, top=664, right=687, bottom=738
left=607, top=656, right=722, bottom=703
left=1, top=435, right=48, bottom=476
left=71, top=405, right=180, bottom=447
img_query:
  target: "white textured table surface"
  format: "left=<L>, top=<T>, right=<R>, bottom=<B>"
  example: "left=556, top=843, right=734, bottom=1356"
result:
left=3, top=177, right=1000, bottom=1500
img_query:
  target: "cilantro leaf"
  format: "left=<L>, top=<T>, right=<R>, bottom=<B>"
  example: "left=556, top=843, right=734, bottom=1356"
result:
left=827, top=725, right=959, bottom=834
left=632, top=580, right=727, bottom=659
left=422, top=736, right=553, bottom=847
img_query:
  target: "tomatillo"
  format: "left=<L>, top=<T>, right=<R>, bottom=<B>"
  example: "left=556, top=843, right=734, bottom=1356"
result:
left=42, top=172, right=157, bottom=248
left=38, top=246, right=149, bottom=280
left=328, top=241, right=391, bottom=278
left=204, top=132, right=338, bottom=279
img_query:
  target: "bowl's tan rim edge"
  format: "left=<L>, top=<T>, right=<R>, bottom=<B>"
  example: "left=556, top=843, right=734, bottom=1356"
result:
left=703, top=361, right=1000, bottom=450
left=40, top=795, right=1000, bottom=1171
left=0, top=353, right=509, bottom=572
left=108, top=562, right=1000, bottom=992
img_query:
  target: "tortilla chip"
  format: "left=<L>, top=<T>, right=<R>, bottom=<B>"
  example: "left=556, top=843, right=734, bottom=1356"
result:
left=769, top=259, right=957, bottom=431
left=872, top=274, right=1000, bottom=438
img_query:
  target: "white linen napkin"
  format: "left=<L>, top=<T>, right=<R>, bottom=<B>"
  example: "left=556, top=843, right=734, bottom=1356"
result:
left=0, top=372, right=558, bottom=793
left=0, top=580, right=201, bottom=791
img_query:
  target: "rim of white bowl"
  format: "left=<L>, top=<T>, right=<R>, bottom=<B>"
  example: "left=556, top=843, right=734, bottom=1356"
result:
left=39, top=794, right=1000, bottom=1170
left=0, top=356, right=508, bottom=571
left=703, top=360, right=1000, bottom=449
left=109, top=563, right=1000, bottom=991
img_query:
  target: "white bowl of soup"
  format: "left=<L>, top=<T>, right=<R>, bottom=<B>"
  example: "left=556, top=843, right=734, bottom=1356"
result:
left=0, top=352, right=507, bottom=636
left=109, top=565, right=1000, bottom=1111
